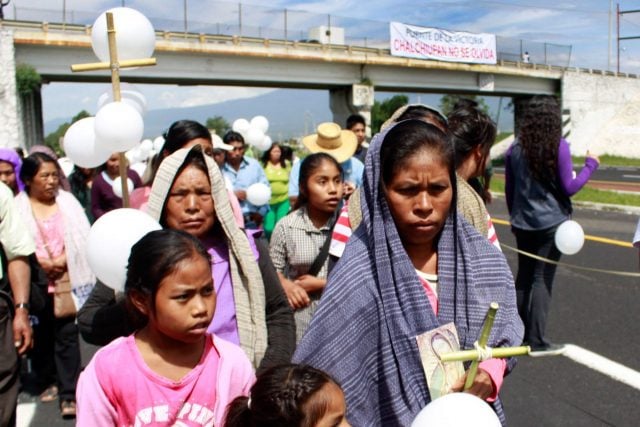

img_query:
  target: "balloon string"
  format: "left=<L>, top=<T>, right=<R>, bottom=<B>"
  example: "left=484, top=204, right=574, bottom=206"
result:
left=500, top=243, right=640, bottom=278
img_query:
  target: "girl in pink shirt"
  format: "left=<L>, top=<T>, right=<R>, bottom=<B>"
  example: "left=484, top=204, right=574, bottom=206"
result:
left=76, top=229, right=255, bottom=426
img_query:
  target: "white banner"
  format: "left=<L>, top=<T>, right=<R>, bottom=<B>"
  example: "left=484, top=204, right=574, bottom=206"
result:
left=389, top=22, right=497, bottom=65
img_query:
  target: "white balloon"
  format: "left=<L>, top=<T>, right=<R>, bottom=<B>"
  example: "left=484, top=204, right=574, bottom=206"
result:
left=62, top=117, right=111, bottom=168
left=87, top=209, right=161, bottom=292
left=232, top=118, right=250, bottom=135
left=246, top=183, right=272, bottom=206
left=95, top=101, right=144, bottom=152
left=97, top=86, right=147, bottom=116
left=91, top=7, right=155, bottom=63
left=153, top=136, right=165, bottom=152
left=250, top=115, right=269, bottom=133
left=411, top=393, right=501, bottom=427
left=111, top=177, right=134, bottom=199
left=246, top=127, right=265, bottom=147
left=139, top=139, right=153, bottom=157
left=554, top=220, right=585, bottom=255
left=254, top=135, right=273, bottom=152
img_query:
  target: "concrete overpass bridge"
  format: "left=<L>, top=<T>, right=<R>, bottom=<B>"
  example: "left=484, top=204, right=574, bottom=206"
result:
left=2, top=19, right=640, bottom=157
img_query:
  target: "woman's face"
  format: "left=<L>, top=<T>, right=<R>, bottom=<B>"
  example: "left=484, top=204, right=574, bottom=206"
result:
left=28, top=161, right=59, bottom=202
left=305, top=159, right=343, bottom=214
left=0, top=160, right=17, bottom=192
left=148, top=254, right=216, bottom=345
left=164, top=165, right=215, bottom=239
left=183, top=138, right=214, bottom=158
left=106, top=153, right=120, bottom=177
left=384, top=149, right=452, bottom=249
left=269, top=145, right=282, bottom=163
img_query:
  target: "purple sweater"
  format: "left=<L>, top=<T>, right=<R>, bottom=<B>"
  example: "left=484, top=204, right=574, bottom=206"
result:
left=505, top=138, right=599, bottom=229
left=91, top=170, right=143, bottom=219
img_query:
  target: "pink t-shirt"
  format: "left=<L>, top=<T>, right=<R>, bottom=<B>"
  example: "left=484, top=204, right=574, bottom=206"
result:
left=76, top=334, right=255, bottom=427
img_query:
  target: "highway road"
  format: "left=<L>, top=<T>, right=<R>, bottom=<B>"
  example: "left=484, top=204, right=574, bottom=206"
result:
left=15, top=198, right=640, bottom=427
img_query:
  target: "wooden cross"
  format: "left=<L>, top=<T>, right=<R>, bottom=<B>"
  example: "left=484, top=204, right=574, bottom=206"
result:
left=70, top=12, right=156, bottom=207
left=439, top=302, right=531, bottom=390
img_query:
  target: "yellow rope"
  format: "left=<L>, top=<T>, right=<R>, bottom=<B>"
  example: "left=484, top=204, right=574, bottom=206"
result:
left=491, top=218, right=640, bottom=277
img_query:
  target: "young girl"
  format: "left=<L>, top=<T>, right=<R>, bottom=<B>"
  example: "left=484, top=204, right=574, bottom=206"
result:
left=269, top=153, right=344, bottom=343
left=225, top=364, right=350, bottom=427
left=76, top=229, right=255, bottom=426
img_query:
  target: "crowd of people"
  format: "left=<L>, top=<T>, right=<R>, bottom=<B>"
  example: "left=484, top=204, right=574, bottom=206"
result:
left=0, top=96, right=601, bottom=426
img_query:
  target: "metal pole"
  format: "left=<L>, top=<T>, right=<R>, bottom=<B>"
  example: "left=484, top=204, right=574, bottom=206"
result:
left=284, top=8, right=287, bottom=42
left=609, top=0, right=613, bottom=70
left=183, top=0, right=188, bottom=35
left=62, top=0, right=66, bottom=27
left=544, top=43, right=547, bottom=65
left=238, top=3, right=242, bottom=36
left=617, top=2, right=620, bottom=73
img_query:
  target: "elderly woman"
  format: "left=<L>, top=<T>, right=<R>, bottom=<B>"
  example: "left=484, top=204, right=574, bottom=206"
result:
left=78, top=145, right=295, bottom=372
left=15, top=152, right=95, bottom=419
left=294, top=120, right=523, bottom=426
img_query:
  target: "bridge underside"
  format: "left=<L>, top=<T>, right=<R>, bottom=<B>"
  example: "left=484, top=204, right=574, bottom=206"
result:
left=15, top=41, right=560, bottom=97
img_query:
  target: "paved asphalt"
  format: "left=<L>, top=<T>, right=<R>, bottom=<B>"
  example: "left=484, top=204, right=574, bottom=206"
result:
left=16, top=198, right=640, bottom=427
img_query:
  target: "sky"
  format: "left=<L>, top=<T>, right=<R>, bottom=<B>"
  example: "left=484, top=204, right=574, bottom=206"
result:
left=7, top=0, right=640, bottom=130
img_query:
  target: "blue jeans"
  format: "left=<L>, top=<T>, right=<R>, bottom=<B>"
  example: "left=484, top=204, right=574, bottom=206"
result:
left=513, top=225, right=562, bottom=349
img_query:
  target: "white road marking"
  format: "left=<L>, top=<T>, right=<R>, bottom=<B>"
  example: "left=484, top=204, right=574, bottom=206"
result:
left=622, top=174, right=640, bottom=180
left=17, top=402, right=36, bottom=427
left=563, top=344, right=640, bottom=390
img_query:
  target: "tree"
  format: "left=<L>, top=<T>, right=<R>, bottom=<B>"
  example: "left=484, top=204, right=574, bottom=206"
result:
left=44, top=110, right=91, bottom=156
left=205, top=115, right=230, bottom=137
left=439, top=94, right=490, bottom=117
left=370, top=94, right=409, bottom=134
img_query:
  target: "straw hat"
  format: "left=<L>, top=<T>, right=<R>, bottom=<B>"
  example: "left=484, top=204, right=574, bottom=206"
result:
left=302, top=122, right=357, bottom=164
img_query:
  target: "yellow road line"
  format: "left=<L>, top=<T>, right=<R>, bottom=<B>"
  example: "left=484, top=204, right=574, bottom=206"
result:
left=492, top=218, right=634, bottom=248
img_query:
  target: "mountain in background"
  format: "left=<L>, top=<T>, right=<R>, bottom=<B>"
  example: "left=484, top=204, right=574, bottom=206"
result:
left=45, top=89, right=334, bottom=141
left=44, top=89, right=514, bottom=140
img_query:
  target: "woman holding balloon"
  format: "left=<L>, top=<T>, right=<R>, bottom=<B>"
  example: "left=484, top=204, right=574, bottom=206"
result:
left=90, top=152, right=142, bottom=219
left=505, top=95, right=599, bottom=355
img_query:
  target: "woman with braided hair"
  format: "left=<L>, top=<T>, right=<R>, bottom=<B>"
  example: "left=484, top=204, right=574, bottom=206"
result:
left=505, top=95, right=599, bottom=355
left=225, top=364, right=349, bottom=427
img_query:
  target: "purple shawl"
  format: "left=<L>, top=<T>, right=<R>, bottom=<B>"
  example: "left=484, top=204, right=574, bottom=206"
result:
left=0, top=148, right=24, bottom=192
left=293, top=125, right=523, bottom=426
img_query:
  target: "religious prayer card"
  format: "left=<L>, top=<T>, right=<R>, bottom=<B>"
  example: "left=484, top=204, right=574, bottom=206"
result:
left=416, top=322, right=465, bottom=399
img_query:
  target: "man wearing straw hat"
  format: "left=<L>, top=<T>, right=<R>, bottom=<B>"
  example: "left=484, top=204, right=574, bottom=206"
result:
left=288, top=122, right=364, bottom=206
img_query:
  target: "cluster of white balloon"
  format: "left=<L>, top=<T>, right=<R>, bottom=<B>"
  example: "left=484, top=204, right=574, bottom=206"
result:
left=62, top=7, right=155, bottom=194
left=69, top=7, right=163, bottom=293
left=232, top=116, right=273, bottom=152
left=411, top=393, right=501, bottom=427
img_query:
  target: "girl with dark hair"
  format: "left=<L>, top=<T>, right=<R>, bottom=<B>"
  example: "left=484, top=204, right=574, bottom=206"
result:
left=294, top=120, right=522, bottom=425
left=448, top=104, right=500, bottom=248
left=225, top=364, right=349, bottom=427
left=76, top=229, right=254, bottom=426
left=261, top=143, right=292, bottom=240
left=270, top=153, right=343, bottom=343
left=90, top=152, right=143, bottom=219
left=15, top=152, right=95, bottom=418
left=505, top=95, right=599, bottom=354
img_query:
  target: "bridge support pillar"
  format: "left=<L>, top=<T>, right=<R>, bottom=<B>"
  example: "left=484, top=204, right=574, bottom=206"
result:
left=329, top=85, right=374, bottom=138
left=0, top=29, right=25, bottom=149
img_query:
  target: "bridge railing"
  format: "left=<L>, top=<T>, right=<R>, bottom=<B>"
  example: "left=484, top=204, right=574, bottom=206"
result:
left=2, top=1, right=572, bottom=67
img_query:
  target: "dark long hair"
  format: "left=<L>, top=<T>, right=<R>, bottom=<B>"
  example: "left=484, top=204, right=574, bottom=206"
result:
left=447, top=105, right=496, bottom=169
left=125, top=228, right=211, bottom=324
left=225, top=364, right=340, bottom=427
left=293, top=153, right=343, bottom=211
left=261, top=142, right=287, bottom=168
left=518, top=95, right=562, bottom=182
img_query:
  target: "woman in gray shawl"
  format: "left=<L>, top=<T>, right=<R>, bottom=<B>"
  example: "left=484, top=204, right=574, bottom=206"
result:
left=294, top=120, right=523, bottom=426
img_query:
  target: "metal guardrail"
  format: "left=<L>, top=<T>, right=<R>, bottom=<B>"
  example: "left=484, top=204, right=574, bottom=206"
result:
left=2, top=17, right=634, bottom=79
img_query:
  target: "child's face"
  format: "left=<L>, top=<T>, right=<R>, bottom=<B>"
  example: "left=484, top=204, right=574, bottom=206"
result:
left=306, top=160, right=343, bottom=214
left=150, top=254, right=215, bottom=344
left=313, top=382, right=351, bottom=427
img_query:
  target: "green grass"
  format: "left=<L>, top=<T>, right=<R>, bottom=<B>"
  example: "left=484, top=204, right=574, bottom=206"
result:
left=572, top=155, right=640, bottom=168
left=490, top=177, right=640, bottom=207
